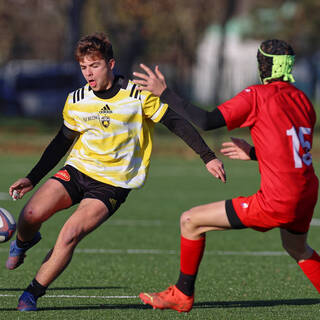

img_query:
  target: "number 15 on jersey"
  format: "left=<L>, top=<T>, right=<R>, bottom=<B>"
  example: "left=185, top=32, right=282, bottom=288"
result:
left=286, top=126, right=312, bottom=168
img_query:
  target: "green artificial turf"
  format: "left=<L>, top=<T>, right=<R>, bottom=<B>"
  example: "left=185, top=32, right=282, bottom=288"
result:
left=0, top=154, right=319, bottom=320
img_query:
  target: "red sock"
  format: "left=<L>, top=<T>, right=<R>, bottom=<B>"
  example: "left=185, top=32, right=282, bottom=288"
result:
left=180, top=235, right=205, bottom=275
left=298, top=250, right=320, bottom=293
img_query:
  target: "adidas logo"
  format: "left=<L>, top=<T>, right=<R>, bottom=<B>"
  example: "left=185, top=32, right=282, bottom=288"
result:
left=99, top=105, right=112, bottom=114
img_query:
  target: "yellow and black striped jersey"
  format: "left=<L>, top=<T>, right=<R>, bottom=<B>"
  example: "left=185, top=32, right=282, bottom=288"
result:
left=62, top=76, right=168, bottom=189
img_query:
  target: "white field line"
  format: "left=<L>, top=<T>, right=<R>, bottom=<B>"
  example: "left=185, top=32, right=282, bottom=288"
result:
left=310, top=218, right=320, bottom=226
left=77, top=249, right=289, bottom=256
left=1, top=217, right=320, bottom=256
left=76, top=249, right=289, bottom=256
left=0, top=192, right=10, bottom=200
left=1, top=196, right=320, bottom=228
left=1, top=190, right=320, bottom=229
left=0, top=247, right=288, bottom=256
left=0, top=294, right=137, bottom=299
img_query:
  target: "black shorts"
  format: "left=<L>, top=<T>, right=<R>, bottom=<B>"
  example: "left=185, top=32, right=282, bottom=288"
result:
left=51, top=165, right=131, bottom=215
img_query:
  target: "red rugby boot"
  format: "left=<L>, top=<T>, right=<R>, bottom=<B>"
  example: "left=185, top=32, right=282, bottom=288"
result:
left=139, top=285, right=194, bottom=313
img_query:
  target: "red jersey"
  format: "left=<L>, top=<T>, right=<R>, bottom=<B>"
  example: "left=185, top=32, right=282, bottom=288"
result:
left=218, top=81, right=318, bottom=221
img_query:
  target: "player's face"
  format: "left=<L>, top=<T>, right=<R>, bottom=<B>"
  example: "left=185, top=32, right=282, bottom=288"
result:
left=80, top=55, right=115, bottom=91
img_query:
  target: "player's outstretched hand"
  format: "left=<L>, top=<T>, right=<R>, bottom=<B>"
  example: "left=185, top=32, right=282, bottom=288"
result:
left=9, top=178, right=33, bottom=200
left=220, top=137, right=252, bottom=161
left=206, top=158, right=226, bottom=183
left=133, top=64, right=167, bottom=97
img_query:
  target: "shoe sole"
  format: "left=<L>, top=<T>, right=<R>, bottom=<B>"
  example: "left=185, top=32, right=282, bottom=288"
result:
left=17, top=307, right=37, bottom=312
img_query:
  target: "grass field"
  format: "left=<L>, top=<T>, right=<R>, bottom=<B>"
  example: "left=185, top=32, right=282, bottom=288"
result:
left=0, top=132, right=320, bottom=319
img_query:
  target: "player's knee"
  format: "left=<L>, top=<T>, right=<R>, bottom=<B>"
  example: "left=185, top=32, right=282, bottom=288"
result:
left=180, top=209, right=196, bottom=232
left=22, top=205, right=44, bottom=225
left=180, top=210, right=190, bottom=228
left=59, top=225, right=82, bottom=248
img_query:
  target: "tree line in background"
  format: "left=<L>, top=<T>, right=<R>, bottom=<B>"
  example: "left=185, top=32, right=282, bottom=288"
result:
left=0, top=0, right=319, bottom=102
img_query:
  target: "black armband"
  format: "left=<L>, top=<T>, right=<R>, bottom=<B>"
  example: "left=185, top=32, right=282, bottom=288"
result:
left=249, top=147, right=257, bottom=161
left=160, top=88, right=226, bottom=130
left=26, top=125, right=79, bottom=186
left=160, top=108, right=216, bottom=164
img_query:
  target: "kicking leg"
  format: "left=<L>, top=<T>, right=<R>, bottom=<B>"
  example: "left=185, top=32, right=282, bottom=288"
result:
left=17, top=178, right=73, bottom=241
left=7, top=179, right=72, bottom=271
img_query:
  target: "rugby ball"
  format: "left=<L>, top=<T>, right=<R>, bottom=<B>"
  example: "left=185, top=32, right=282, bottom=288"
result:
left=0, top=208, right=16, bottom=243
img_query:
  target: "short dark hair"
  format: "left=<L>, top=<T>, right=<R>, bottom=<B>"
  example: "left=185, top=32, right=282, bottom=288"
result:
left=257, top=39, right=295, bottom=82
left=75, top=32, right=114, bottom=62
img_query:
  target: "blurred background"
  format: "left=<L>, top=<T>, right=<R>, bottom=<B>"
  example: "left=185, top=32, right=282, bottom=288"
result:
left=1, top=2, right=320, bottom=316
left=0, top=0, right=320, bottom=120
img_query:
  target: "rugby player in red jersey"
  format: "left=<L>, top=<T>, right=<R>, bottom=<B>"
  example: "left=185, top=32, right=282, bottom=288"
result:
left=134, top=39, right=319, bottom=312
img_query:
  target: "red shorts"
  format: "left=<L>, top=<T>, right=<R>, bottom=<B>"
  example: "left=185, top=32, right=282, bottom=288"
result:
left=227, top=193, right=317, bottom=233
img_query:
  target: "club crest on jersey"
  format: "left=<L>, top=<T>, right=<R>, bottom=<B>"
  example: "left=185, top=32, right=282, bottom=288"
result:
left=99, top=104, right=112, bottom=128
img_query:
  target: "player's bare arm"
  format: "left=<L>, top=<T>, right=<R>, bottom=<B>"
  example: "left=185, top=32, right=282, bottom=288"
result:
left=220, top=137, right=253, bottom=161
left=133, top=64, right=167, bottom=96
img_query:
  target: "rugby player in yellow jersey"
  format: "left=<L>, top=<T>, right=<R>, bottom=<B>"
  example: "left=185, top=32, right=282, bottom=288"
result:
left=6, top=32, right=226, bottom=311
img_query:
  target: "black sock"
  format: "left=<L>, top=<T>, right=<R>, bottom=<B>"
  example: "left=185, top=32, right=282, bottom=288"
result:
left=16, top=237, right=34, bottom=249
left=176, top=272, right=196, bottom=297
left=26, top=278, right=47, bottom=298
